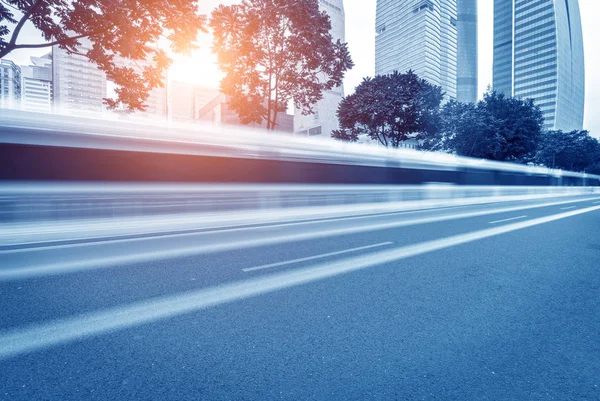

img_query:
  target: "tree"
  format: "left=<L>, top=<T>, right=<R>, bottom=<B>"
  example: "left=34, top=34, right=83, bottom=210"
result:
left=533, top=130, right=600, bottom=172
left=332, top=71, right=443, bottom=147
left=420, top=100, right=490, bottom=154
left=0, top=0, right=206, bottom=111
left=210, top=0, right=353, bottom=130
left=422, top=90, right=544, bottom=161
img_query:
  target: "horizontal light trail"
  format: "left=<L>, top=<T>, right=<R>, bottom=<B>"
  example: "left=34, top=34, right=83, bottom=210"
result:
left=488, top=216, right=527, bottom=224
left=2, top=198, right=600, bottom=281
left=1, top=205, right=469, bottom=253
left=1, top=205, right=599, bottom=360
left=3, top=196, right=599, bottom=255
left=3, top=194, right=599, bottom=248
left=242, top=242, right=393, bottom=272
left=560, top=206, right=577, bottom=210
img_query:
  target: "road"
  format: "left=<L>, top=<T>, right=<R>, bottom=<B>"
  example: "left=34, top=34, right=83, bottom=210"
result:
left=1, top=195, right=600, bottom=400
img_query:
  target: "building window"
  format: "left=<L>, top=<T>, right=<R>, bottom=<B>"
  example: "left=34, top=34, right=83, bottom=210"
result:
left=413, top=1, right=434, bottom=13
left=309, top=126, right=322, bottom=136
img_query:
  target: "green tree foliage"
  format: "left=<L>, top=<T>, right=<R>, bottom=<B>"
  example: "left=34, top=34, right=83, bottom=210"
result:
left=533, top=129, right=600, bottom=172
left=0, top=0, right=206, bottom=111
left=332, top=71, right=443, bottom=147
left=422, top=91, right=544, bottom=161
left=210, top=0, right=353, bottom=130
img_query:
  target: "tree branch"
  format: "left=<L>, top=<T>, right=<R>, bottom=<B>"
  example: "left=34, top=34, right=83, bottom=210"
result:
left=7, top=0, right=44, bottom=48
left=10, top=32, right=98, bottom=51
left=0, top=0, right=19, bottom=13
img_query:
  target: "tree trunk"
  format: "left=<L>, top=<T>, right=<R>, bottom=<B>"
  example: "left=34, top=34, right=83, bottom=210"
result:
left=272, top=85, right=279, bottom=131
left=266, top=72, right=273, bottom=130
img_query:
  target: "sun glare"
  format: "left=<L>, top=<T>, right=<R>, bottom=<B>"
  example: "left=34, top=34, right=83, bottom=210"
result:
left=170, top=48, right=223, bottom=88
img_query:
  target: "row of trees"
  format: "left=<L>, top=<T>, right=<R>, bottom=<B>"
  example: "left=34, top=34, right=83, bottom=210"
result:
left=0, top=0, right=352, bottom=128
left=333, top=71, right=600, bottom=173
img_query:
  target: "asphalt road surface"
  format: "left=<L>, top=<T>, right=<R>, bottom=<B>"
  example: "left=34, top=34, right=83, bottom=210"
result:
left=1, top=195, right=600, bottom=400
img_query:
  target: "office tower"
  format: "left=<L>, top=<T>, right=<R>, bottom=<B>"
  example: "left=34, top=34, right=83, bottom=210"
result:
left=114, top=55, right=168, bottom=119
left=0, top=59, right=21, bottom=109
left=493, top=0, right=585, bottom=131
left=457, top=0, right=478, bottom=103
left=52, top=40, right=107, bottom=115
left=20, top=54, right=53, bottom=113
left=376, top=0, right=458, bottom=100
left=294, top=0, right=345, bottom=137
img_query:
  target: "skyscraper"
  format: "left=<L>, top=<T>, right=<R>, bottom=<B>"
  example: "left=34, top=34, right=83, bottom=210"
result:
left=0, top=59, right=21, bottom=109
left=21, top=54, right=53, bottom=113
left=294, top=0, right=345, bottom=137
left=52, top=39, right=107, bottom=115
left=493, top=0, right=585, bottom=131
left=456, top=0, right=478, bottom=103
left=376, top=0, right=458, bottom=100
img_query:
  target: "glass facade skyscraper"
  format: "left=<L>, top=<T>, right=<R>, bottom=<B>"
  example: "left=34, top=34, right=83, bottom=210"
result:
left=493, top=0, right=585, bottom=131
left=376, top=0, right=458, bottom=100
left=456, top=0, right=478, bottom=103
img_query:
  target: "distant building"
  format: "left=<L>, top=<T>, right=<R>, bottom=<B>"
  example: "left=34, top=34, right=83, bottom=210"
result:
left=376, top=0, right=458, bottom=100
left=0, top=59, right=21, bottom=109
left=294, top=0, right=346, bottom=137
left=144, top=85, right=168, bottom=119
left=52, top=40, right=107, bottom=115
left=493, top=0, right=585, bottom=131
left=20, top=54, right=53, bottom=113
left=113, top=56, right=168, bottom=120
left=168, top=82, right=221, bottom=122
left=197, top=92, right=294, bottom=133
left=456, top=0, right=478, bottom=103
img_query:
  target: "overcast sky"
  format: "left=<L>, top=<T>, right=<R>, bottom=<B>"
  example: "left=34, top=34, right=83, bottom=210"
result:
left=6, top=0, right=599, bottom=137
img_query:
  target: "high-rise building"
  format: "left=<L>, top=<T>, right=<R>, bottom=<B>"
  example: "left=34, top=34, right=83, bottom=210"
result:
left=21, top=54, right=53, bottom=113
left=294, top=0, right=346, bottom=137
left=0, top=59, right=21, bottom=109
left=493, top=0, right=585, bottom=131
left=114, top=55, right=168, bottom=120
left=376, top=0, right=458, bottom=100
left=456, top=0, right=478, bottom=103
left=52, top=40, right=107, bottom=115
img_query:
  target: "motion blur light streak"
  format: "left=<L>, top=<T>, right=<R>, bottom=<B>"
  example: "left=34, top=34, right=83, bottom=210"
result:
left=2, top=109, right=599, bottom=186
left=2, top=196, right=599, bottom=280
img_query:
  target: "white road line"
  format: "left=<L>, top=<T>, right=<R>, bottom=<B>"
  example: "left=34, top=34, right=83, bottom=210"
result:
left=488, top=215, right=527, bottom=224
left=561, top=206, right=577, bottom=210
left=243, top=242, right=393, bottom=272
left=1, top=204, right=599, bottom=360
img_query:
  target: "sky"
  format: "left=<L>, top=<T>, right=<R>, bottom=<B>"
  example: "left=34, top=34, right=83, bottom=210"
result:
left=5, top=0, right=600, bottom=137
